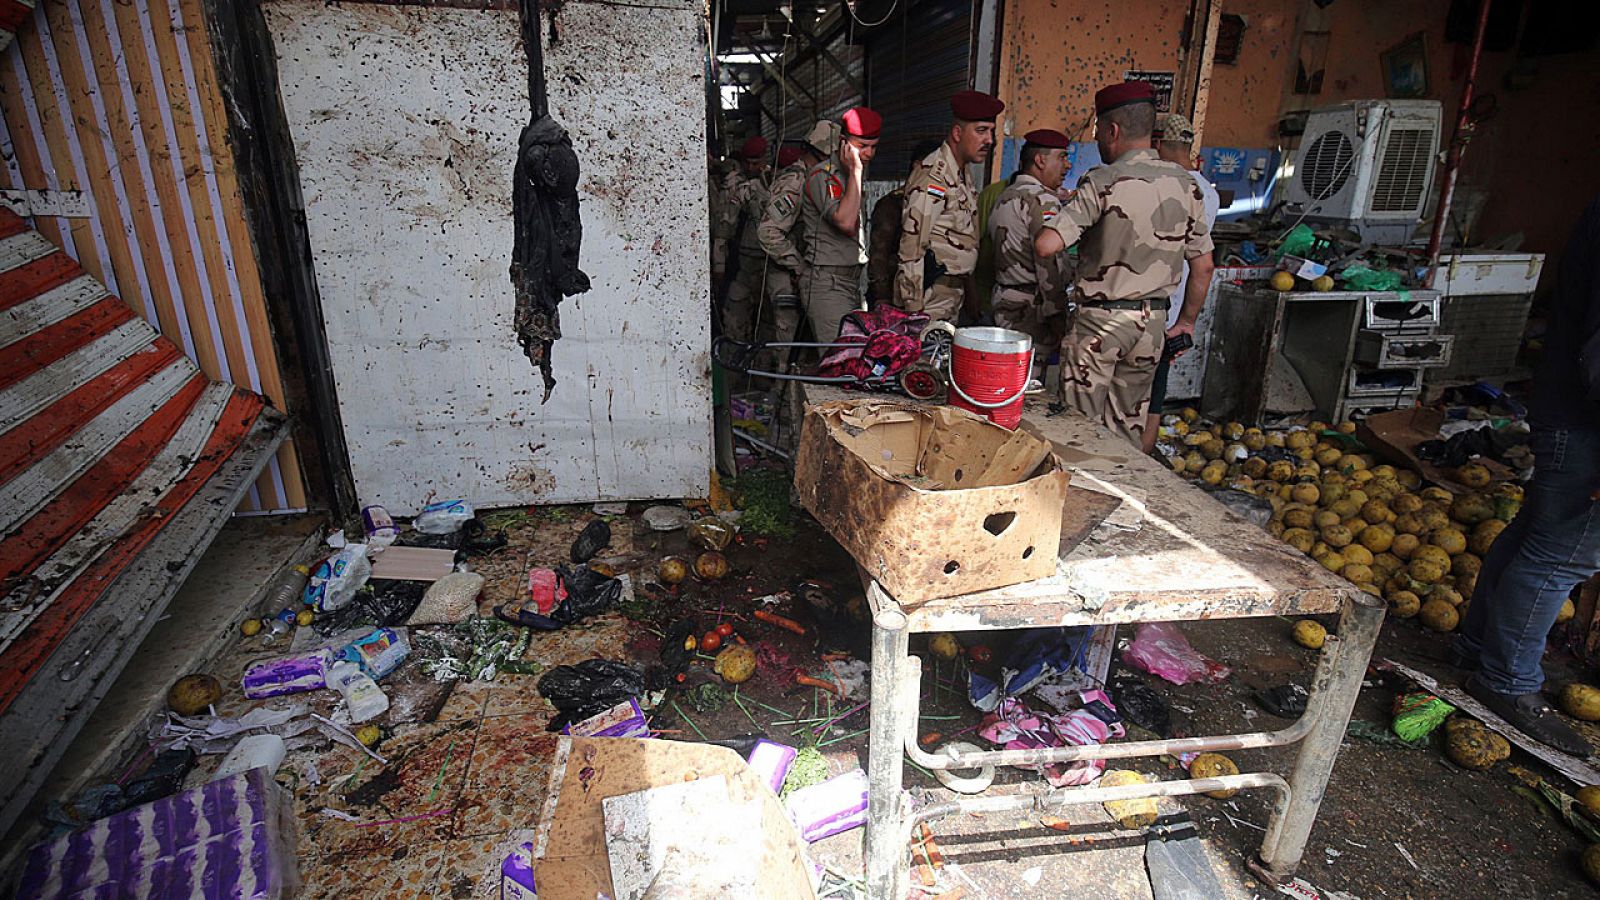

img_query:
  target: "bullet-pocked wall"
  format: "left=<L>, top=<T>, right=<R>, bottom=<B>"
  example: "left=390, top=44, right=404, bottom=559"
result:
left=995, top=0, right=1600, bottom=268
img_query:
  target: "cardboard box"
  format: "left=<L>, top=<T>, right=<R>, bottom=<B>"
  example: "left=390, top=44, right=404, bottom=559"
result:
left=794, top=399, right=1070, bottom=603
left=1356, top=407, right=1516, bottom=493
left=533, top=737, right=815, bottom=900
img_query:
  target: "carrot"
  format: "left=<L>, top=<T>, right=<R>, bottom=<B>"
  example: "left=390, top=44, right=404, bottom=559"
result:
left=754, top=610, right=806, bottom=635
left=795, top=672, right=845, bottom=698
left=919, top=732, right=943, bottom=746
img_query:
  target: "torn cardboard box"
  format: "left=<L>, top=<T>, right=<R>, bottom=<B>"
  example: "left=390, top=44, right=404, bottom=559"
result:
left=794, top=399, right=1070, bottom=603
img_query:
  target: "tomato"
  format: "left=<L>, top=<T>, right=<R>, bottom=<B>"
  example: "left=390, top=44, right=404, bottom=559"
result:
left=714, top=623, right=734, bottom=638
left=967, top=644, right=993, bottom=664
left=701, top=631, right=723, bottom=652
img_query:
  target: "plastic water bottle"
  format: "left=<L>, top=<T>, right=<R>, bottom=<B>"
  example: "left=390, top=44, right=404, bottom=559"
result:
left=258, top=564, right=310, bottom=617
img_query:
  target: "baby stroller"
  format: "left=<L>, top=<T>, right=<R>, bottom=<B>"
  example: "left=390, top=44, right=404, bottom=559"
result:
left=712, top=307, right=956, bottom=401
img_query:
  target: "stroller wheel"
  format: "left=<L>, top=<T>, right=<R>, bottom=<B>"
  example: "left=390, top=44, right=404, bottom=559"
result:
left=899, top=362, right=944, bottom=401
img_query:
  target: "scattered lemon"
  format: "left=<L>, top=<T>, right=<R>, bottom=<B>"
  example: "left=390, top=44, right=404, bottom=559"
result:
left=1562, top=684, right=1600, bottom=721
left=1293, top=620, right=1327, bottom=650
left=240, top=618, right=263, bottom=637
left=1311, top=275, right=1335, bottom=292
left=296, top=609, right=314, bottom=627
left=1189, top=752, right=1242, bottom=798
left=356, top=725, right=382, bottom=746
left=1270, top=271, right=1296, bottom=291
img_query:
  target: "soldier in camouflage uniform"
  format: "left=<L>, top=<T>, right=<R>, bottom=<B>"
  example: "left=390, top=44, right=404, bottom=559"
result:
left=987, top=128, right=1074, bottom=368
left=894, top=91, right=1004, bottom=324
left=797, top=108, right=881, bottom=341
left=759, top=120, right=839, bottom=353
left=715, top=136, right=771, bottom=342
left=1034, top=82, right=1215, bottom=445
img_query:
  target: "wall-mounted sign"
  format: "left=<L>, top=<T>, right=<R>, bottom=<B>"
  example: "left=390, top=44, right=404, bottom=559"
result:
left=1123, top=70, right=1176, bottom=113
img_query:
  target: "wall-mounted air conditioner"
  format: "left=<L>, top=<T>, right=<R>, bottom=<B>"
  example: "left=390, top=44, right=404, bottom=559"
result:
left=1280, top=99, right=1442, bottom=245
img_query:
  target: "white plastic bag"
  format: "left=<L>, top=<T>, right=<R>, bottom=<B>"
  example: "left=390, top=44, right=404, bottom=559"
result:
left=414, top=499, right=474, bottom=534
left=303, top=544, right=371, bottom=613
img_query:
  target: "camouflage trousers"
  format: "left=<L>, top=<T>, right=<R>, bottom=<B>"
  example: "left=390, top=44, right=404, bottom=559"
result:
left=1060, top=304, right=1165, bottom=445
left=800, top=264, right=863, bottom=342
left=723, top=253, right=779, bottom=343
left=904, top=280, right=964, bottom=325
left=759, top=269, right=803, bottom=371
left=991, top=287, right=1060, bottom=351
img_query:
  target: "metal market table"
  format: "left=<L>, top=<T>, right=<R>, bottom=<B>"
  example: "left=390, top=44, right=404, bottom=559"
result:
left=799, top=385, right=1384, bottom=899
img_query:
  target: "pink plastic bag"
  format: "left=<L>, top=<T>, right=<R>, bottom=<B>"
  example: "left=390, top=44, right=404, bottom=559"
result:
left=1123, top=623, right=1231, bottom=685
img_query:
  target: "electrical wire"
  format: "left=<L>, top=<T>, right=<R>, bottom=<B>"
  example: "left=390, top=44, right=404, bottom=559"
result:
left=844, top=0, right=897, bottom=29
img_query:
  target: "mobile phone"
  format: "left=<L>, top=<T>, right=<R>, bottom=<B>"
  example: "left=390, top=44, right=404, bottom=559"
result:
left=1161, top=332, right=1193, bottom=364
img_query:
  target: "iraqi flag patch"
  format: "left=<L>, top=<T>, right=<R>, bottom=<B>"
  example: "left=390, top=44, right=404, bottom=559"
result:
left=926, top=185, right=947, bottom=199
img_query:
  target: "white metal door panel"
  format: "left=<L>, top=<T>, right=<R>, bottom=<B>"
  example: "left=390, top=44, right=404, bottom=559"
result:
left=263, top=1, right=710, bottom=513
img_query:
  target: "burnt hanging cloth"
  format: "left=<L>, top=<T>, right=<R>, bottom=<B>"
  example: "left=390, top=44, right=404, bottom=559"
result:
left=511, top=0, right=591, bottom=402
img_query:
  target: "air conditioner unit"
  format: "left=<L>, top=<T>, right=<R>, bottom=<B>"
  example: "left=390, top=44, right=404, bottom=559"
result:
left=1281, top=99, right=1442, bottom=245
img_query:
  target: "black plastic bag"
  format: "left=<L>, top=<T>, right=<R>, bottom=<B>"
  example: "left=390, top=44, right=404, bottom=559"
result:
left=314, top=580, right=426, bottom=635
left=538, top=659, right=645, bottom=730
left=496, top=566, right=622, bottom=631
left=570, top=519, right=611, bottom=563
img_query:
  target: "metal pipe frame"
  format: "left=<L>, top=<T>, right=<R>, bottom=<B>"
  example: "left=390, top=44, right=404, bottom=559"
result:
left=861, top=582, right=1386, bottom=898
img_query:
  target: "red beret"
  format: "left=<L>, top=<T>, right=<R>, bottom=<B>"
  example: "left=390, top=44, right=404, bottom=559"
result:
left=1022, top=128, right=1071, bottom=149
left=950, top=90, right=1005, bottom=121
left=842, top=107, right=881, bottom=139
left=776, top=145, right=803, bottom=167
left=739, top=136, right=769, bottom=160
left=1094, top=81, right=1156, bottom=115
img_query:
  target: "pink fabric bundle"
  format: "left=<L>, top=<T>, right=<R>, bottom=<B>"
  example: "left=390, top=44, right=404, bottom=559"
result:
left=978, top=697, right=1126, bottom=787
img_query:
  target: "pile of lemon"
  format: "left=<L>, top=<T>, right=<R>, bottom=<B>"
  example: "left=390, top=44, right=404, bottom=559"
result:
left=1159, top=409, right=1524, bottom=633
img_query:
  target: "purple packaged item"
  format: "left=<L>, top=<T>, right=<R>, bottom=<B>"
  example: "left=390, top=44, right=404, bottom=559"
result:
left=782, top=768, right=869, bottom=842
left=242, top=648, right=333, bottom=699
left=361, top=504, right=399, bottom=539
left=745, top=740, right=798, bottom=795
left=18, top=768, right=299, bottom=900
left=560, top=698, right=648, bottom=739
left=499, top=841, right=538, bottom=899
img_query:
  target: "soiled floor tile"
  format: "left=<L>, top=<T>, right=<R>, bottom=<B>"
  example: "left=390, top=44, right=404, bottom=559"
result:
left=426, top=831, right=535, bottom=900
left=296, top=837, right=450, bottom=900
left=300, top=718, right=481, bottom=859
left=432, top=679, right=493, bottom=722
left=452, top=717, right=559, bottom=838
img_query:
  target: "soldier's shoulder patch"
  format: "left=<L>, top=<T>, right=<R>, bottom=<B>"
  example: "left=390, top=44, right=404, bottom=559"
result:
left=774, top=195, right=795, bottom=216
left=926, top=184, right=947, bottom=200
left=827, top=177, right=843, bottom=200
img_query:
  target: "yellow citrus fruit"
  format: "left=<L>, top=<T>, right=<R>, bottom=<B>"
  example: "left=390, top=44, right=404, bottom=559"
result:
left=1372, top=552, right=1403, bottom=575
left=240, top=618, right=263, bottom=637
left=1321, top=524, right=1354, bottom=549
left=1452, top=553, right=1481, bottom=578
left=1342, top=544, right=1374, bottom=566
left=1317, top=551, right=1347, bottom=573
left=1558, top=599, right=1577, bottom=625
left=1470, top=519, right=1506, bottom=556
left=1291, top=483, right=1320, bottom=505
left=1292, top=620, right=1327, bottom=650
left=296, top=609, right=314, bottom=627
left=1392, top=493, right=1424, bottom=515
left=1341, top=563, right=1374, bottom=584
left=1283, top=528, right=1316, bottom=553
left=1358, top=525, right=1394, bottom=554
left=1413, top=545, right=1452, bottom=570
left=1431, top=528, right=1468, bottom=555
left=1190, top=752, right=1242, bottom=798
left=1315, top=447, right=1343, bottom=467
left=1337, top=420, right=1357, bottom=434
left=1269, top=460, right=1295, bottom=482
left=1420, top=600, right=1459, bottom=633
left=1432, top=585, right=1464, bottom=607
left=1388, top=590, right=1421, bottom=618
left=1391, top=533, right=1421, bottom=560
left=1408, top=558, right=1448, bottom=584
left=1270, top=271, right=1296, bottom=291
left=1561, top=684, right=1600, bottom=721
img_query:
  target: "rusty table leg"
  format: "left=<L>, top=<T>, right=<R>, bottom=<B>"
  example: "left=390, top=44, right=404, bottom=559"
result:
left=1256, top=591, right=1386, bottom=880
left=866, top=584, right=910, bottom=900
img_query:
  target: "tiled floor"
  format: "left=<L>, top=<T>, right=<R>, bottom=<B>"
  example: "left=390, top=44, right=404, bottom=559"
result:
left=190, top=511, right=643, bottom=898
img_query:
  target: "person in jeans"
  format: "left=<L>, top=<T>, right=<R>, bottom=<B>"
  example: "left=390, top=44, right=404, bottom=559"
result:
left=1454, top=194, right=1600, bottom=756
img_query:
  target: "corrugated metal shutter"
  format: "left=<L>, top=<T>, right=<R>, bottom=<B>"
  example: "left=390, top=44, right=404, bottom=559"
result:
left=757, top=28, right=863, bottom=143
left=865, top=0, right=971, bottom=178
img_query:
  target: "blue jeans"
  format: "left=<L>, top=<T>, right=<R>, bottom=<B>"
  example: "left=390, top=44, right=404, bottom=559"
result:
left=1455, top=425, right=1600, bottom=695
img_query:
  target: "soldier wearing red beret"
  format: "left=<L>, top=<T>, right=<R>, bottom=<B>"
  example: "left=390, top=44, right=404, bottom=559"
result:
left=796, top=108, right=881, bottom=340
left=715, top=135, right=775, bottom=342
left=987, top=127, right=1075, bottom=377
left=758, top=121, right=841, bottom=364
left=1034, top=81, right=1215, bottom=445
left=894, top=90, right=1005, bottom=324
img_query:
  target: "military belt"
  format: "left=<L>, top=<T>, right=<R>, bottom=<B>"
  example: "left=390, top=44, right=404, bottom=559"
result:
left=1083, top=297, right=1170, bottom=311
